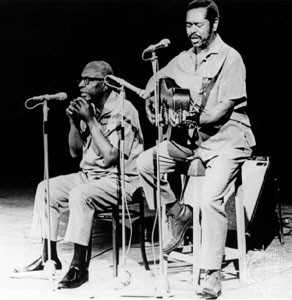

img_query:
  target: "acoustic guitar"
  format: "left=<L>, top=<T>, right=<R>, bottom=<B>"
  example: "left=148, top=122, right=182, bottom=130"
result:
left=152, top=77, right=200, bottom=141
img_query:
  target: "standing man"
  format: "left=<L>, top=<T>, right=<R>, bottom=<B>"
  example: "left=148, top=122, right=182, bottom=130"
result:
left=13, top=61, right=144, bottom=289
left=137, top=0, right=255, bottom=297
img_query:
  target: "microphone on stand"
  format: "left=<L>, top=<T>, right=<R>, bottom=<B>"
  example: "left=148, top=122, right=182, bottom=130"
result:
left=25, top=92, right=68, bottom=110
left=143, top=38, right=171, bottom=54
left=31, top=92, right=68, bottom=101
left=105, top=75, right=150, bottom=99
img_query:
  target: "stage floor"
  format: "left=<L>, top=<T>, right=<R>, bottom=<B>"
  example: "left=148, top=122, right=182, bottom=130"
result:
left=1, top=180, right=292, bottom=299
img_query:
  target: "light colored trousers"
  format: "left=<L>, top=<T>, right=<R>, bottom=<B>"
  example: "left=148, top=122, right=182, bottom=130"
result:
left=30, top=171, right=140, bottom=246
left=136, top=140, right=252, bottom=270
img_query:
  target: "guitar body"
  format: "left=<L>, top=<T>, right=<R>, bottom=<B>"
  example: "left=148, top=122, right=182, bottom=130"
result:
left=158, top=77, right=197, bottom=141
left=159, top=77, right=190, bottom=115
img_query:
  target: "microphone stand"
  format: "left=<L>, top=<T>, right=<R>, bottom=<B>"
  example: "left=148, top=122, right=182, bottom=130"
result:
left=118, top=86, right=132, bottom=287
left=150, top=50, right=171, bottom=298
left=103, top=56, right=170, bottom=297
left=42, top=100, right=57, bottom=290
left=121, top=50, right=171, bottom=298
left=112, top=54, right=170, bottom=297
left=22, top=97, right=57, bottom=289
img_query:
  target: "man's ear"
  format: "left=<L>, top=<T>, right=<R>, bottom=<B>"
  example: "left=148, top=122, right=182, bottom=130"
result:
left=213, top=17, right=219, bottom=32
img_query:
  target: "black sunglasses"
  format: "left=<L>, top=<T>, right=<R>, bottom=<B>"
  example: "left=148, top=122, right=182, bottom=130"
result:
left=77, top=76, right=105, bottom=85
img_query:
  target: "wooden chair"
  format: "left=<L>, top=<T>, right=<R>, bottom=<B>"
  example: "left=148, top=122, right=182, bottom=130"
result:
left=89, top=187, right=150, bottom=277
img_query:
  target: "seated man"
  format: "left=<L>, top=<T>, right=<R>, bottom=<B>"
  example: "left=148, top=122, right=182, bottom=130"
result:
left=13, top=60, right=144, bottom=289
left=137, top=0, right=255, bottom=298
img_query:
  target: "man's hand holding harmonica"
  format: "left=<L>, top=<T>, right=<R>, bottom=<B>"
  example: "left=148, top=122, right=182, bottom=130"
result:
left=66, top=98, right=97, bottom=123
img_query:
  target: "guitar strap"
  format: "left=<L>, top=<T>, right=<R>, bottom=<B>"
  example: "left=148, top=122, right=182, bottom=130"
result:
left=189, top=47, right=230, bottom=145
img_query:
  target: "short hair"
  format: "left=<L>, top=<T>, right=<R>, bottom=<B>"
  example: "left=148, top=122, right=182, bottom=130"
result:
left=187, top=0, right=219, bottom=27
left=84, top=61, right=114, bottom=76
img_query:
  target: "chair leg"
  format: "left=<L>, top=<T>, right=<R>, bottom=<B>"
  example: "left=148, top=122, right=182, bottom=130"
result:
left=275, top=177, right=285, bottom=245
left=139, top=197, right=150, bottom=270
left=86, top=230, right=93, bottom=269
left=193, top=196, right=201, bottom=288
left=112, top=205, right=119, bottom=277
left=235, top=175, right=247, bottom=284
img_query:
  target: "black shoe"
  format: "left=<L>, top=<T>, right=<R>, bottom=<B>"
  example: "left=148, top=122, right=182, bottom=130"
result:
left=57, top=265, right=89, bottom=289
left=163, top=204, right=193, bottom=254
left=12, top=256, right=62, bottom=273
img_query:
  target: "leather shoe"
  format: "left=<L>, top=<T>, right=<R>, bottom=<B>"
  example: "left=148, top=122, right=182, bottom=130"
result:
left=200, top=270, right=222, bottom=299
left=57, top=265, right=88, bottom=289
left=163, top=204, right=193, bottom=253
left=12, top=256, right=62, bottom=273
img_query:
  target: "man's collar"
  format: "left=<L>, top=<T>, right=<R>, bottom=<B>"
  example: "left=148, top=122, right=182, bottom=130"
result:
left=206, top=33, right=223, bottom=55
left=99, top=90, right=119, bottom=116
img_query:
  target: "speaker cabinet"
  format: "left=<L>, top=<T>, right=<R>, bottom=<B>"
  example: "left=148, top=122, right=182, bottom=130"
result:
left=225, top=156, right=279, bottom=250
left=225, top=156, right=271, bottom=230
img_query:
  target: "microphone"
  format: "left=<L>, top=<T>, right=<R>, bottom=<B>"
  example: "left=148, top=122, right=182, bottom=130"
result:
left=143, top=38, right=171, bottom=54
left=105, top=75, right=150, bottom=99
left=31, top=92, right=68, bottom=101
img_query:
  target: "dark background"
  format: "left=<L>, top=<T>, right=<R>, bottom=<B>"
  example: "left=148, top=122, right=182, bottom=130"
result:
left=0, top=0, right=290, bottom=200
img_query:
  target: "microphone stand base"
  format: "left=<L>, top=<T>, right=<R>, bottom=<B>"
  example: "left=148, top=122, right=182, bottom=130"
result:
left=119, top=266, right=131, bottom=287
left=43, top=259, right=57, bottom=291
left=154, top=273, right=171, bottom=298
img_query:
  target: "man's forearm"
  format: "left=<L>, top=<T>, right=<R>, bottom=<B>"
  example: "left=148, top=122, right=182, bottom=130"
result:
left=68, top=121, right=83, bottom=158
left=87, top=118, right=119, bottom=167
left=199, top=101, right=234, bottom=126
